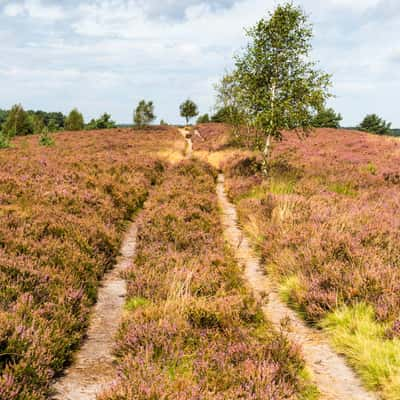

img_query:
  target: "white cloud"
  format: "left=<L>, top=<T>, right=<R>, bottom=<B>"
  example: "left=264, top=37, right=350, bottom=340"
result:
left=0, top=0, right=399, bottom=125
left=2, top=0, right=64, bottom=20
left=3, top=3, right=24, bottom=16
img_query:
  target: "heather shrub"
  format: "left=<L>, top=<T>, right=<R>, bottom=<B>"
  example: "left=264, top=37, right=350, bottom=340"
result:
left=0, top=128, right=177, bottom=398
left=223, top=155, right=263, bottom=177
left=209, top=125, right=400, bottom=398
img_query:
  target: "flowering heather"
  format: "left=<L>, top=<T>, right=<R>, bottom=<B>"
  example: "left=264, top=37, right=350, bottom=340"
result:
left=99, top=160, right=314, bottom=400
left=197, top=124, right=400, bottom=397
left=0, top=127, right=178, bottom=399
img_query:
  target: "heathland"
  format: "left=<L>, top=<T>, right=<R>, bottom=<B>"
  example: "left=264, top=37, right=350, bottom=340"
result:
left=194, top=123, right=400, bottom=400
left=0, top=123, right=399, bottom=400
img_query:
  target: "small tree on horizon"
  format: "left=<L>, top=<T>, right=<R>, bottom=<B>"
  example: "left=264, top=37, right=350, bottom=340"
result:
left=180, top=99, right=199, bottom=125
left=313, top=107, right=342, bottom=128
left=358, top=114, right=391, bottom=135
left=2, top=104, right=34, bottom=136
left=65, top=108, right=84, bottom=131
left=233, top=2, right=331, bottom=174
left=134, top=100, right=156, bottom=128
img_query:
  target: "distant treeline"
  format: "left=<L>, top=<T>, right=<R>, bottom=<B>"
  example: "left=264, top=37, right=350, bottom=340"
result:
left=0, top=108, right=66, bottom=133
left=0, top=105, right=116, bottom=137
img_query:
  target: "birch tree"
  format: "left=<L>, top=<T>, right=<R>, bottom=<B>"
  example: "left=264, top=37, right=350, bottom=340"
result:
left=234, top=3, right=331, bottom=174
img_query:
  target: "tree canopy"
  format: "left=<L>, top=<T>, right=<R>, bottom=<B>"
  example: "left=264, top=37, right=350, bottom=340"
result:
left=180, top=99, right=199, bottom=125
left=312, top=108, right=342, bottom=128
left=86, top=113, right=116, bottom=130
left=65, top=108, right=85, bottom=131
left=134, top=100, right=156, bottom=128
left=2, top=104, right=34, bottom=136
left=217, top=2, right=331, bottom=173
left=358, top=114, right=391, bottom=135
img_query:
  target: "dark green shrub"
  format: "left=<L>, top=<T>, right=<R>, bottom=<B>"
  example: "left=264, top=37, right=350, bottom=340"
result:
left=358, top=114, right=391, bottom=135
left=312, top=107, right=342, bottom=128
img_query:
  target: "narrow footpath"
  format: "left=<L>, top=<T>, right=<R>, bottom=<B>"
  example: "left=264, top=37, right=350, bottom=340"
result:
left=216, top=173, right=377, bottom=400
left=178, top=127, right=193, bottom=158
left=52, top=224, right=138, bottom=400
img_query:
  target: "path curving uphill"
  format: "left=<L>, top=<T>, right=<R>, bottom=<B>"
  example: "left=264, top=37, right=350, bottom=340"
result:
left=216, top=173, right=377, bottom=400
left=52, top=224, right=138, bottom=400
left=178, top=127, right=194, bottom=158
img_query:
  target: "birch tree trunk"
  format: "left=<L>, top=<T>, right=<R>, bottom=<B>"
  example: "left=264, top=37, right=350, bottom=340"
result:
left=262, top=83, right=276, bottom=176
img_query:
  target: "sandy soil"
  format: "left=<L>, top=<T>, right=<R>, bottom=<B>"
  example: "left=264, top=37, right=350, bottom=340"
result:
left=51, top=224, right=138, bottom=400
left=216, top=173, right=377, bottom=400
left=178, top=127, right=194, bottom=157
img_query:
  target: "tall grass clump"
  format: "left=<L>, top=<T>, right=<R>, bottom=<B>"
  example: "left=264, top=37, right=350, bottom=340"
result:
left=99, top=159, right=316, bottom=400
left=321, top=304, right=400, bottom=399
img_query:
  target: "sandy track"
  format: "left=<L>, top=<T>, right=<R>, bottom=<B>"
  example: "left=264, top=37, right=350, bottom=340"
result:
left=51, top=224, right=138, bottom=400
left=178, top=128, right=194, bottom=157
left=216, top=173, right=377, bottom=400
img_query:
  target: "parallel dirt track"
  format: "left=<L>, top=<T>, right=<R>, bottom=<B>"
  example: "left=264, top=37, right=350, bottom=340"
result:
left=52, top=224, right=138, bottom=400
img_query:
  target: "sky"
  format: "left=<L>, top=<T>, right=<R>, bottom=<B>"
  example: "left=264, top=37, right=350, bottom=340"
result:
left=0, top=0, right=399, bottom=126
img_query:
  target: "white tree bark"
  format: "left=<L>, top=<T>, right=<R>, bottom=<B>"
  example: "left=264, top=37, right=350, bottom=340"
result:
left=262, top=83, right=276, bottom=176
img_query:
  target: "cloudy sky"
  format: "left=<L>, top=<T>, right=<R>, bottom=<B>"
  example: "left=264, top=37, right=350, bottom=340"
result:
left=0, top=0, right=398, bottom=125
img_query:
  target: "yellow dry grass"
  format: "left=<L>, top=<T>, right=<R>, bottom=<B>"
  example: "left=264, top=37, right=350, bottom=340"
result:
left=193, top=149, right=253, bottom=170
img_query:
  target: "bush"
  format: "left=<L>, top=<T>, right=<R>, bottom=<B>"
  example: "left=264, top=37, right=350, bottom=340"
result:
left=86, top=113, right=116, bottom=130
left=0, top=132, right=11, bottom=149
left=39, top=130, right=55, bottom=146
left=312, top=107, right=342, bottom=128
left=358, top=114, right=391, bottom=135
left=65, top=108, right=84, bottom=131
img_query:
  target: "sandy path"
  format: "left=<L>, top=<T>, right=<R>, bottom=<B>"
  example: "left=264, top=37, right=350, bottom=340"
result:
left=52, top=224, right=138, bottom=400
left=178, top=128, right=194, bottom=157
left=216, top=173, right=377, bottom=400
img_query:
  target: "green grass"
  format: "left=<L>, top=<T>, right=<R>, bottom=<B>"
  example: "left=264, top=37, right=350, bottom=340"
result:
left=321, top=303, right=400, bottom=399
left=280, top=275, right=303, bottom=305
left=167, top=356, right=193, bottom=381
left=125, top=296, right=150, bottom=311
left=360, top=163, right=378, bottom=175
left=235, top=184, right=268, bottom=202
left=269, top=177, right=296, bottom=195
left=328, top=182, right=357, bottom=197
left=298, top=368, right=320, bottom=400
